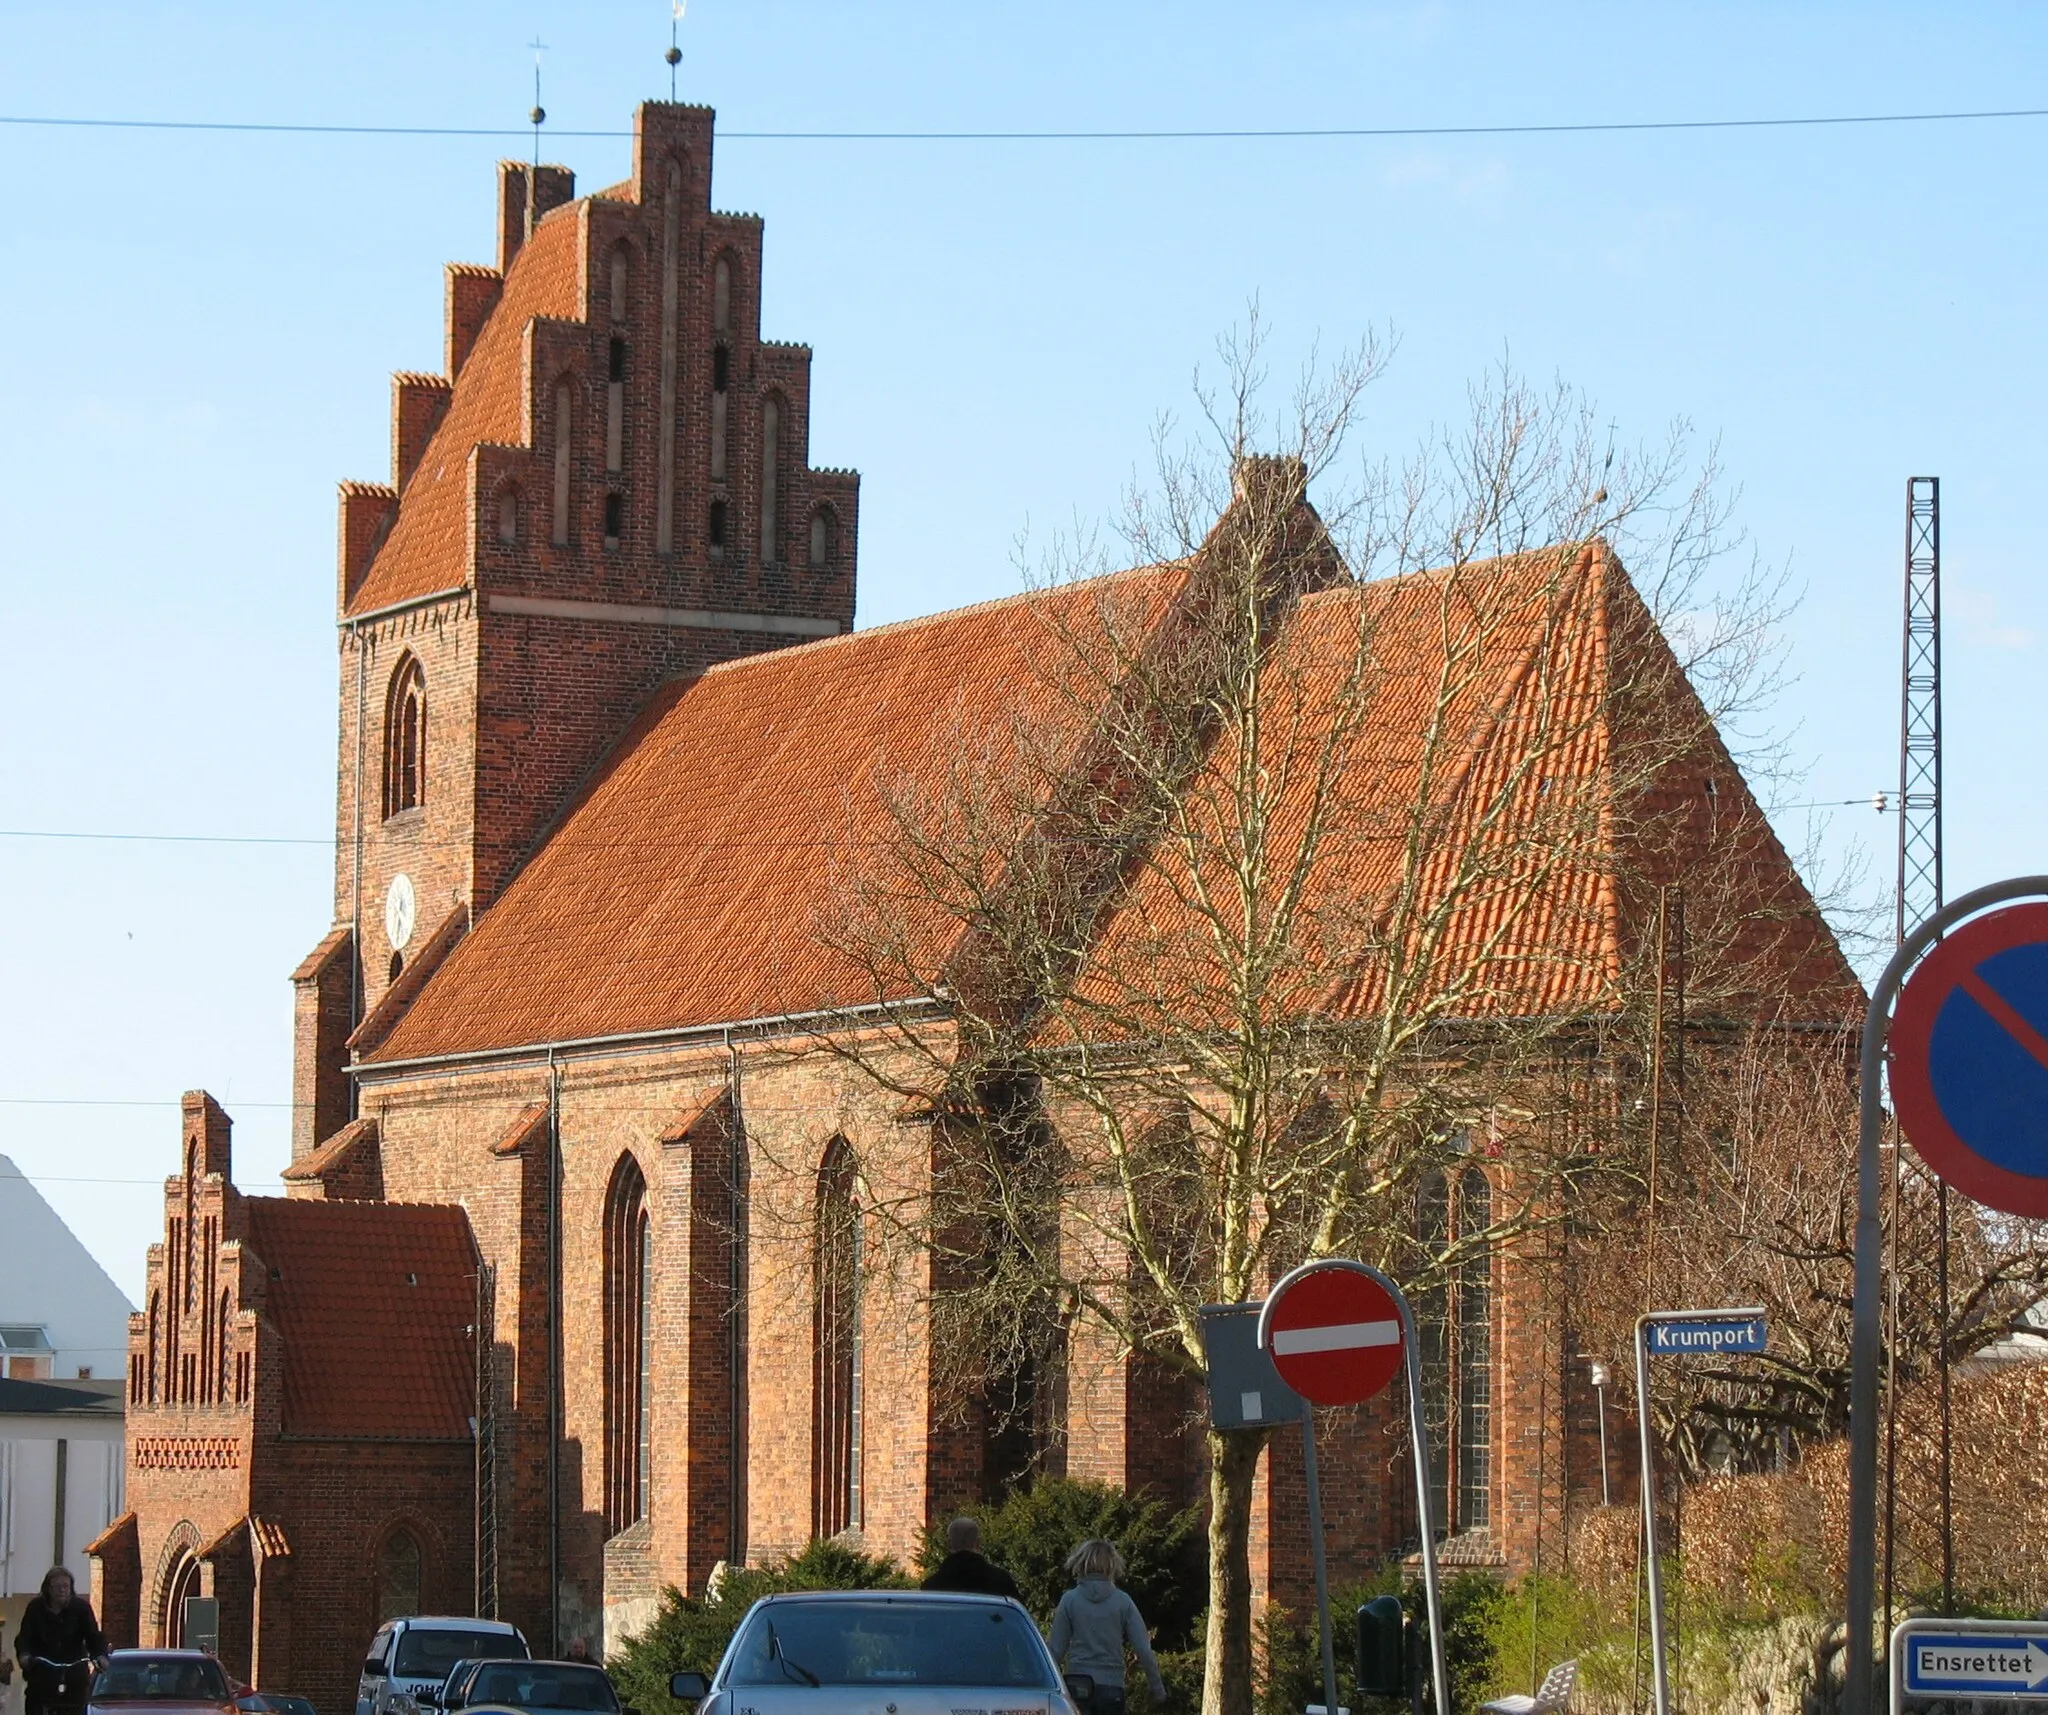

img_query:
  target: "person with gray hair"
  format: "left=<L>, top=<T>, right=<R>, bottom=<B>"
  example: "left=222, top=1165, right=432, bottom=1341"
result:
left=1048, top=1540, right=1165, bottom=1714
left=921, top=1516, right=1023, bottom=1599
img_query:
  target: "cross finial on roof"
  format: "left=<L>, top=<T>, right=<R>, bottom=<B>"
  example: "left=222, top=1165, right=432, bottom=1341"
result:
left=666, top=3, right=685, bottom=101
left=526, top=37, right=548, bottom=236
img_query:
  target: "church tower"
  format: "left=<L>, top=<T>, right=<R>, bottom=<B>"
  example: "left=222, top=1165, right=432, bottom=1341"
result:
left=291, top=103, right=858, bottom=1158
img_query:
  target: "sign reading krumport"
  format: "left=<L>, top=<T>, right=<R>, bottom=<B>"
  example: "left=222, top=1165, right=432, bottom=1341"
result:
left=1635, top=1308, right=1770, bottom=1715
left=1891, top=1617, right=2048, bottom=1709
left=1644, top=1314, right=1768, bottom=1356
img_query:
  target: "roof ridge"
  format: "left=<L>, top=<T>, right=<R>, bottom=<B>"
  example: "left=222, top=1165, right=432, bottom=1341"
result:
left=688, top=559, right=1189, bottom=682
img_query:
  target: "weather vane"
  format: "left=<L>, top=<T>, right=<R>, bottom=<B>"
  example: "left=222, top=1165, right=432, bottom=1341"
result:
left=667, top=2, right=685, bottom=100
left=529, top=35, right=548, bottom=167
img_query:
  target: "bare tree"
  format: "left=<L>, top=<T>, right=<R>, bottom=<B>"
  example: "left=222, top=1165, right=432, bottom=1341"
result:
left=1573, top=1011, right=2048, bottom=1493
left=781, top=325, right=1816, bottom=1715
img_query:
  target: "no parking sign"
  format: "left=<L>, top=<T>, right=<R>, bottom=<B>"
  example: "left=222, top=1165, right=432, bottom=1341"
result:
left=1891, top=900, right=2048, bottom=1217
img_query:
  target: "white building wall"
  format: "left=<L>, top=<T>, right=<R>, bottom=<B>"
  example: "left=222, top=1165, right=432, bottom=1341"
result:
left=0, top=1156, right=133, bottom=1381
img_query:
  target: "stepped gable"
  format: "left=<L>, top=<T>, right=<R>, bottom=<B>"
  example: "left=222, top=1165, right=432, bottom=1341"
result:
left=239, top=1199, right=475, bottom=1439
left=347, top=208, right=583, bottom=616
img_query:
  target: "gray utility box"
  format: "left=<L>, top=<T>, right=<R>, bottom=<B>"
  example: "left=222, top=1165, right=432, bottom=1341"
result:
left=1199, top=1301, right=1305, bottom=1430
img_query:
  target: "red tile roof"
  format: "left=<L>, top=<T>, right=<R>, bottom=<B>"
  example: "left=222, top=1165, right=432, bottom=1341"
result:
left=279, top=1116, right=376, bottom=1184
left=490, top=1102, right=550, bottom=1157
left=345, top=208, right=584, bottom=617
left=364, top=544, right=1855, bottom=1064
left=241, top=1199, right=475, bottom=1439
left=85, top=1511, right=136, bottom=1558
left=367, top=570, right=1186, bottom=1061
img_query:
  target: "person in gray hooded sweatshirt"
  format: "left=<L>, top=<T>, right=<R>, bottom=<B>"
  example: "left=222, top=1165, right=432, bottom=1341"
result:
left=1047, top=1539, right=1165, bottom=1715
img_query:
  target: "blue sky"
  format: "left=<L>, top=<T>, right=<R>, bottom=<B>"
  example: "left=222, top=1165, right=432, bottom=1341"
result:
left=3, top=1, right=2046, bottom=1301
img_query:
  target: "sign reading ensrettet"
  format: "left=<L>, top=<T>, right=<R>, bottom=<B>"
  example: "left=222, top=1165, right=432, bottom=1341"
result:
left=1894, top=1619, right=2048, bottom=1704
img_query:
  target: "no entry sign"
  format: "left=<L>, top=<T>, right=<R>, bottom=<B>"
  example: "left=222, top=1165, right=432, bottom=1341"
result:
left=1891, top=901, right=2048, bottom=1218
left=1258, top=1261, right=1405, bottom=1407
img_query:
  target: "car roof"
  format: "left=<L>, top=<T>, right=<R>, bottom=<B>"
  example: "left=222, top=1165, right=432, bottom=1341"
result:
left=395, top=1619, right=524, bottom=1632
left=109, top=1650, right=222, bottom=1660
left=748, top=1591, right=1027, bottom=1606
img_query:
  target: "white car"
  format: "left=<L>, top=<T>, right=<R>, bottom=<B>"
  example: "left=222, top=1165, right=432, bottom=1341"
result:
left=670, top=1591, right=1091, bottom=1715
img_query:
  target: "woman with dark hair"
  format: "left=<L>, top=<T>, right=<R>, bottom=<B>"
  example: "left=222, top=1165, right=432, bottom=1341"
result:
left=15, top=1568, right=107, bottom=1715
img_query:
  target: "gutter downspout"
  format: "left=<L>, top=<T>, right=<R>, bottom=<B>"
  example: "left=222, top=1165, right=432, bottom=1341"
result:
left=546, top=1046, right=561, bottom=1650
left=349, top=623, right=367, bottom=1116
left=725, top=1030, right=747, bottom=1564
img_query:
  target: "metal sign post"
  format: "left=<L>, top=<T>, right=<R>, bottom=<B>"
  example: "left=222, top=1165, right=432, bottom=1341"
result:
left=1635, top=1308, right=1768, bottom=1715
left=1258, top=1259, right=1451, bottom=1715
left=1890, top=1617, right=2048, bottom=1714
left=1846, top=877, right=2048, bottom=1715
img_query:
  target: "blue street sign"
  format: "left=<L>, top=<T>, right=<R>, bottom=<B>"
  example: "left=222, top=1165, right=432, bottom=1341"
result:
left=1902, top=1632, right=2048, bottom=1697
left=1645, top=1315, right=1767, bottom=1355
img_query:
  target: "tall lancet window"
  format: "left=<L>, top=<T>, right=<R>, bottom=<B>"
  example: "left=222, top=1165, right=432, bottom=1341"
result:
left=382, top=655, right=426, bottom=819
left=813, top=1137, right=862, bottom=1538
left=604, top=1154, right=651, bottom=1533
left=709, top=254, right=733, bottom=484
left=759, top=397, right=780, bottom=564
left=1415, top=1160, right=1494, bottom=1534
left=551, top=380, right=573, bottom=546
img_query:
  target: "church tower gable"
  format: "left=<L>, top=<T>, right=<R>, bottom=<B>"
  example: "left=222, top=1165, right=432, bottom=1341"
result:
left=297, top=101, right=859, bottom=1166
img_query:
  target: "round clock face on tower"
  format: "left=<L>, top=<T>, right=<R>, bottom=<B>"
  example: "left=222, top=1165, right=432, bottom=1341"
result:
left=385, top=872, right=417, bottom=952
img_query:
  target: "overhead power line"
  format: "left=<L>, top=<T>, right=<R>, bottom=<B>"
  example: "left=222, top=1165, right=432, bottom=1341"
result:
left=0, top=1098, right=292, bottom=1110
left=1, top=104, right=2046, bottom=145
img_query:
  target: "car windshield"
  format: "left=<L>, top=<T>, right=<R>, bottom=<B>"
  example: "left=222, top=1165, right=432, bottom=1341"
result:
left=727, top=1602, right=1054, bottom=1689
left=395, top=1637, right=524, bottom=1680
left=93, top=1658, right=233, bottom=1701
left=464, top=1666, right=616, bottom=1711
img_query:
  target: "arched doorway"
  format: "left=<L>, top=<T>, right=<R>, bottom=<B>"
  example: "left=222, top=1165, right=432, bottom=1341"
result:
left=161, top=1549, right=200, bottom=1647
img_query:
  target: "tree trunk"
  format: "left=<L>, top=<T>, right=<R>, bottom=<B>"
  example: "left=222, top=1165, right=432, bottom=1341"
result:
left=1203, top=1426, right=1268, bottom=1715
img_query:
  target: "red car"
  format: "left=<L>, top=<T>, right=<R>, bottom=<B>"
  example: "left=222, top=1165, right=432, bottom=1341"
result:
left=88, top=1652, right=239, bottom=1715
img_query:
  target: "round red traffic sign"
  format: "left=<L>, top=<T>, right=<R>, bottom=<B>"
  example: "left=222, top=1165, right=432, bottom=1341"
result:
left=1259, top=1261, right=1406, bottom=1407
left=1892, top=901, right=2048, bottom=1218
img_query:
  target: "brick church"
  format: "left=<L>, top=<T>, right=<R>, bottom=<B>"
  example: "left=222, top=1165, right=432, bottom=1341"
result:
left=87, top=101, right=1857, bottom=1715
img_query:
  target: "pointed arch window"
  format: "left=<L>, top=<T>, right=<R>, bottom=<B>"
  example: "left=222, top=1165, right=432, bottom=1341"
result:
left=604, top=1154, right=651, bottom=1534
left=1415, top=1161, right=1493, bottom=1534
left=216, top=1289, right=233, bottom=1404
left=813, top=1137, right=862, bottom=1538
left=377, top=1526, right=423, bottom=1621
left=609, top=243, right=631, bottom=324
left=759, top=397, right=781, bottom=564
left=382, top=656, right=427, bottom=819
left=808, top=507, right=836, bottom=569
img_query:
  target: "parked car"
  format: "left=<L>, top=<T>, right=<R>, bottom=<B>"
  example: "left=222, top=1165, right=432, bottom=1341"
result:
left=237, top=1694, right=319, bottom=1715
left=668, top=1591, right=1088, bottom=1715
left=359, top=1618, right=530, bottom=1715
left=460, top=1661, right=624, bottom=1715
left=89, top=1651, right=238, bottom=1715
left=413, top=1660, right=497, bottom=1715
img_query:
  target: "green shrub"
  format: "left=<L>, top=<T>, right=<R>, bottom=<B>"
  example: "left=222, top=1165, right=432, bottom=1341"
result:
left=915, top=1478, right=1206, bottom=1650
left=1157, top=1644, right=1206, bottom=1715
left=1255, top=1602, right=1322, bottom=1715
left=1253, top=1565, right=1507, bottom=1715
left=608, top=1539, right=909, bottom=1715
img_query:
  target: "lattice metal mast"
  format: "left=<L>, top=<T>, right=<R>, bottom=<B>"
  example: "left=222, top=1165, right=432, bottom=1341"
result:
left=1897, top=478, right=1941, bottom=939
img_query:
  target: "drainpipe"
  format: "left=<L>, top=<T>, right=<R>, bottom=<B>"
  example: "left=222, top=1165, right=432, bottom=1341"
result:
left=349, top=625, right=368, bottom=1115
left=546, top=1047, right=561, bottom=1651
left=725, top=1031, right=747, bottom=1565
